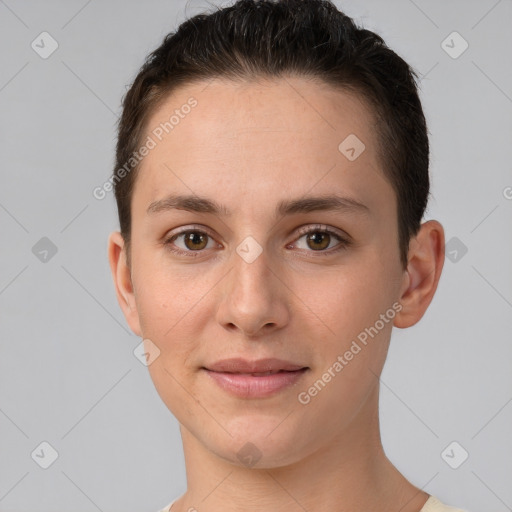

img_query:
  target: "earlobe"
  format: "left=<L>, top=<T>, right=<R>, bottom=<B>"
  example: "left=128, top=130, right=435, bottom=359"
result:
left=393, top=220, right=445, bottom=329
left=107, top=231, right=142, bottom=337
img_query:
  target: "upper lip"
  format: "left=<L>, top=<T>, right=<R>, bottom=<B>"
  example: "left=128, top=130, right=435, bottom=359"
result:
left=203, top=358, right=308, bottom=373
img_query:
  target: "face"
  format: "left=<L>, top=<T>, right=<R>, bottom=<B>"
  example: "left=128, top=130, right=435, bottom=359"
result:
left=111, top=76, right=412, bottom=467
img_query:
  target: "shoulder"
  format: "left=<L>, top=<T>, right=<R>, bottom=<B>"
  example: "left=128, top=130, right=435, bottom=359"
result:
left=421, top=495, right=471, bottom=512
left=156, top=502, right=173, bottom=512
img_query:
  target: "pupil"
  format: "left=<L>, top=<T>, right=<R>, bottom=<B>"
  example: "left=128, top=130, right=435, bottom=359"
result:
left=187, top=232, right=206, bottom=250
left=309, top=232, right=328, bottom=250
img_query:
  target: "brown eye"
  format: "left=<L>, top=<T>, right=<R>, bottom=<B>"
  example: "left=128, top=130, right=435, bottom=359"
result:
left=183, top=231, right=208, bottom=251
left=305, top=231, right=331, bottom=251
left=293, top=225, right=349, bottom=254
left=164, top=228, right=217, bottom=257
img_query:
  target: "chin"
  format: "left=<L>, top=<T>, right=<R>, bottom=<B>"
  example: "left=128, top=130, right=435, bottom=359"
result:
left=209, top=414, right=311, bottom=468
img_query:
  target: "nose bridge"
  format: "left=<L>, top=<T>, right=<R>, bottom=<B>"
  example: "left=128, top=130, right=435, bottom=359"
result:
left=231, top=238, right=275, bottom=307
left=217, top=237, right=288, bottom=335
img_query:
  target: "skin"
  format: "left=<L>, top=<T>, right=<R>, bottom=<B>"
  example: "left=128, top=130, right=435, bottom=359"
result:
left=108, top=76, right=444, bottom=512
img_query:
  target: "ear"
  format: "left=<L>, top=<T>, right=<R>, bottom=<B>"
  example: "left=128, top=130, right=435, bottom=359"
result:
left=107, top=231, right=142, bottom=337
left=394, top=220, right=445, bottom=329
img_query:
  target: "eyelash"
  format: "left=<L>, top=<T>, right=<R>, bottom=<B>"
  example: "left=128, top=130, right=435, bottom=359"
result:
left=162, top=224, right=351, bottom=258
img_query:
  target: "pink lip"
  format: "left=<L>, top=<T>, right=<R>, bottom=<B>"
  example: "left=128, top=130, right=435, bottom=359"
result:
left=202, top=358, right=309, bottom=398
left=203, top=368, right=308, bottom=398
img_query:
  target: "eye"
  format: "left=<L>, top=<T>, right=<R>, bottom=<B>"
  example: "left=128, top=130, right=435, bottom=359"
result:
left=291, top=224, right=350, bottom=253
left=163, top=224, right=350, bottom=258
left=163, top=226, right=219, bottom=258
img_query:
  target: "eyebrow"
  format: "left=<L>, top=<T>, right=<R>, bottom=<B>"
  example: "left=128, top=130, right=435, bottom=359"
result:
left=146, top=193, right=370, bottom=218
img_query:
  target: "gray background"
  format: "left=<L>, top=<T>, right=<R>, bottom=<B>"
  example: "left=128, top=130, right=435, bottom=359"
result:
left=0, top=0, right=511, bottom=511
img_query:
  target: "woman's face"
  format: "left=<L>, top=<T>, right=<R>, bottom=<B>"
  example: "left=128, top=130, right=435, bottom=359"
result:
left=115, top=76, right=408, bottom=467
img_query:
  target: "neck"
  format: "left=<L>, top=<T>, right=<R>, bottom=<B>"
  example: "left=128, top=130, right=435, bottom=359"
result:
left=172, top=384, right=429, bottom=512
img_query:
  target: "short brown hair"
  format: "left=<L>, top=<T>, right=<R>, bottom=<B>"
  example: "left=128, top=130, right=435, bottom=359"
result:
left=113, top=0, right=430, bottom=269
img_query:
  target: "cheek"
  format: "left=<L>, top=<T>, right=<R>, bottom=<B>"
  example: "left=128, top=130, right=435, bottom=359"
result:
left=132, top=274, right=205, bottom=410
left=139, top=280, right=204, bottom=419
left=306, top=263, right=393, bottom=339
left=132, top=249, right=207, bottom=337
left=297, top=296, right=392, bottom=434
left=299, top=264, right=395, bottom=392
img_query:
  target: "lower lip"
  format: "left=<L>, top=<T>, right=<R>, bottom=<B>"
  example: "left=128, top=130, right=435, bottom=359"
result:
left=203, top=368, right=308, bottom=398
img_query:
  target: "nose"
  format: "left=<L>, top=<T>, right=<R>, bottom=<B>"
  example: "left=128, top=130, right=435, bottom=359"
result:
left=215, top=244, right=291, bottom=338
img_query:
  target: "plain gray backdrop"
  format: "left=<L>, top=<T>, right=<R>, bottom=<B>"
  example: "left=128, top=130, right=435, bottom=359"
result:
left=1, top=0, right=511, bottom=511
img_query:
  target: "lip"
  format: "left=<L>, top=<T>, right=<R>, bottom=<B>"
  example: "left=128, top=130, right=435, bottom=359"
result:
left=203, top=357, right=307, bottom=373
left=202, top=358, right=309, bottom=399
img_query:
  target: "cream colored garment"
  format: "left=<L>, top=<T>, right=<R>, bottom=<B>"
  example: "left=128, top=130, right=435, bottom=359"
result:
left=157, top=494, right=469, bottom=512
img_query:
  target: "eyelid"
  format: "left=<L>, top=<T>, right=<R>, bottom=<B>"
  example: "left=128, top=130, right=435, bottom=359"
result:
left=294, top=223, right=348, bottom=240
left=166, top=224, right=216, bottom=239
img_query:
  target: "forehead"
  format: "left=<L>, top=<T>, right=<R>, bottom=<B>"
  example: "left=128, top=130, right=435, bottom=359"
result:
left=132, top=76, right=394, bottom=219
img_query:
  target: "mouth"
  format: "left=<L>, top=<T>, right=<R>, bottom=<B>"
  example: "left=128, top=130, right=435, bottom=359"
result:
left=217, top=370, right=302, bottom=376
left=201, top=359, right=309, bottom=398
left=203, top=357, right=308, bottom=374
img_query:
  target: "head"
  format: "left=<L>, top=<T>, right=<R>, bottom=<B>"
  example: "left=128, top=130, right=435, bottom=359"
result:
left=108, top=0, right=444, bottom=468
